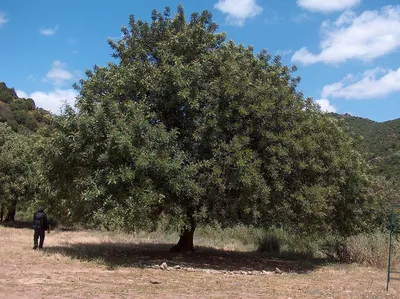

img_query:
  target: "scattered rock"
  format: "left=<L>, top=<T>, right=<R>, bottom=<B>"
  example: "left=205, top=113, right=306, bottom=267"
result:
left=275, top=267, right=283, bottom=274
left=233, top=271, right=241, bottom=275
left=262, top=270, right=273, bottom=275
left=204, top=269, right=221, bottom=274
left=150, top=280, right=161, bottom=284
left=151, top=264, right=278, bottom=276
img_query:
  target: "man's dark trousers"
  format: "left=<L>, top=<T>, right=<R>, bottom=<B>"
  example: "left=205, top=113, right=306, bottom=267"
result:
left=33, top=229, right=45, bottom=249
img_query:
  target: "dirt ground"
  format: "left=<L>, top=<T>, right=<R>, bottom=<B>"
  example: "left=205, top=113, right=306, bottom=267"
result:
left=0, top=224, right=399, bottom=299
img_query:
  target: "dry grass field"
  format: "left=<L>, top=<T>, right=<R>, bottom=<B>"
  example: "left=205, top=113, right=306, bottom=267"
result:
left=0, top=223, right=399, bottom=298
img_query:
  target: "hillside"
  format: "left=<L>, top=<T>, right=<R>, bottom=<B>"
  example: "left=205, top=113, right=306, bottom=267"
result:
left=331, top=113, right=400, bottom=182
left=0, top=82, right=51, bottom=133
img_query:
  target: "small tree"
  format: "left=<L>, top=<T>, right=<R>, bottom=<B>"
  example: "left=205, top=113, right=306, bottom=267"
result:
left=45, top=6, right=372, bottom=251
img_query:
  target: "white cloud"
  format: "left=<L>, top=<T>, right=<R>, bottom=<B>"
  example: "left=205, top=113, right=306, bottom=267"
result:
left=297, top=0, right=360, bottom=13
left=292, top=5, right=400, bottom=65
left=292, top=13, right=312, bottom=23
left=0, top=11, right=8, bottom=27
left=17, top=89, right=77, bottom=114
left=276, top=49, right=293, bottom=56
left=43, top=60, right=74, bottom=86
left=321, top=67, right=400, bottom=99
left=39, top=25, right=59, bottom=36
left=16, top=90, right=28, bottom=99
left=316, top=99, right=337, bottom=112
left=334, top=10, right=356, bottom=26
left=214, top=0, right=263, bottom=26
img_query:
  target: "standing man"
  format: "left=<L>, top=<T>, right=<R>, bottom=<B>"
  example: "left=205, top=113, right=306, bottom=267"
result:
left=32, top=207, right=49, bottom=250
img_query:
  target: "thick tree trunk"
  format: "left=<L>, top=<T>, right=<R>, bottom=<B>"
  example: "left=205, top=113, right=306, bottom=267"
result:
left=169, top=224, right=196, bottom=253
left=5, top=200, right=16, bottom=222
left=0, top=204, right=4, bottom=222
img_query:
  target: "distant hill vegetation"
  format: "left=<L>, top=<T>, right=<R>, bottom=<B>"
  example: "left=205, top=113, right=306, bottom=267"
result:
left=0, top=82, right=51, bottom=133
left=332, top=113, right=400, bottom=182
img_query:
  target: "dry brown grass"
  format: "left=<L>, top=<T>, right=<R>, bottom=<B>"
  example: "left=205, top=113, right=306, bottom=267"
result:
left=1, top=224, right=400, bottom=298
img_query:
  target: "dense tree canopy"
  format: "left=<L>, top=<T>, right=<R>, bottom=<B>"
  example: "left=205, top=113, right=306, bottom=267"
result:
left=42, top=6, right=380, bottom=251
left=40, top=102, right=195, bottom=231
left=0, top=123, right=36, bottom=221
left=0, top=83, right=49, bottom=221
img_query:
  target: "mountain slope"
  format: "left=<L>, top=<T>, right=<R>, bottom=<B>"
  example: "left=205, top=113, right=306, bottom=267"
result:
left=0, top=82, right=51, bottom=133
left=331, top=113, right=400, bottom=182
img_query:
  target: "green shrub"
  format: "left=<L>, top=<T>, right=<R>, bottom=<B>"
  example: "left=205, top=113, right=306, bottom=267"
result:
left=257, top=228, right=324, bottom=260
left=336, top=232, right=395, bottom=268
left=194, top=224, right=264, bottom=251
left=258, top=233, right=280, bottom=253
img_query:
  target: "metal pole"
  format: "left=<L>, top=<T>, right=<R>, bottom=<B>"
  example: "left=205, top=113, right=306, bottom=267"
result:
left=387, top=209, right=394, bottom=291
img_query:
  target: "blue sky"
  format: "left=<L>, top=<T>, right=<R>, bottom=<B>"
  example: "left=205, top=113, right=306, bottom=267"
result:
left=0, top=0, right=399, bottom=122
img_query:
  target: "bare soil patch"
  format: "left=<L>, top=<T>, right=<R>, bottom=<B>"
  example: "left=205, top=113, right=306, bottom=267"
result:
left=0, top=225, right=399, bottom=298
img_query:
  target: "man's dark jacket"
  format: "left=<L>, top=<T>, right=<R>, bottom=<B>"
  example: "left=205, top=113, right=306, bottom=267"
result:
left=32, top=207, right=49, bottom=231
